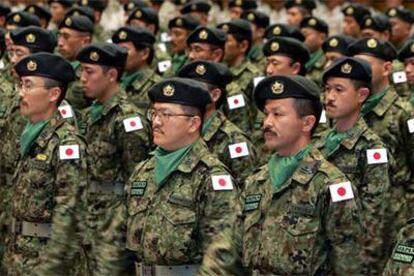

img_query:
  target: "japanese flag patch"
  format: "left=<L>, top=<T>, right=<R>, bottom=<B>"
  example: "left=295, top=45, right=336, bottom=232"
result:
left=329, top=181, right=354, bottom=202
left=211, top=175, right=233, bottom=191
left=407, top=118, right=414, bottom=133
left=59, top=145, right=80, bottom=160
left=367, top=148, right=388, bottom=164
left=227, top=94, right=245, bottom=110
left=319, top=110, right=327, bottom=123
left=58, top=105, right=74, bottom=119
left=158, top=60, right=171, bottom=73
left=392, top=71, right=407, bottom=84
left=123, top=116, right=143, bottom=132
left=228, top=142, right=249, bottom=159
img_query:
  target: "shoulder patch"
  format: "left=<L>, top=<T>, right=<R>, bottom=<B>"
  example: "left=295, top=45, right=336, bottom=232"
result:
left=366, top=148, right=388, bottom=164
left=244, top=194, right=261, bottom=212
left=228, top=142, right=249, bottom=159
left=58, top=105, right=74, bottom=119
left=211, top=175, right=233, bottom=190
left=227, top=94, right=245, bottom=110
left=59, top=144, right=80, bottom=160
left=329, top=181, right=354, bottom=202
left=123, top=116, right=143, bottom=132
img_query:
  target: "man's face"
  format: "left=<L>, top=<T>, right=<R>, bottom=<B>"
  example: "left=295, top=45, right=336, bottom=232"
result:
left=342, top=16, right=361, bottom=38
left=263, top=98, right=308, bottom=151
left=188, top=42, right=222, bottom=62
left=80, top=63, right=112, bottom=99
left=287, top=7, right=304, bottom=27
left=223, top=34, right=243, bottom=65
left=266, top=55, right=297, bottom=76
left=390, top=17, right=411, bottom=46
left=302, top=28, right=324, bottom=53
left=50, top=3, right=66, bottom=24
left=151, top=102, right=198, bottom=150
left=324, top=77, right=364, bottom=120
left=229, top=7, right=243, bottom=19
left=404, top=57, right=414, bottom=85
left=170, top=27, right=188, bottom=54
left=9, top=44, right=31, bottom=79
left=19, top=76, right=56, bottom=118
left=354, top=54, right=386, bottom=89
left=58, top=28, right=90, bottom=61
left=117, top=41, right=144, bottom=72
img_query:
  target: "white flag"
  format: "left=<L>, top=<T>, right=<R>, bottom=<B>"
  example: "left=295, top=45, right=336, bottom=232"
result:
left=158, top=60, right=172, bottom=73
left=329, top=181, right=354, bottom=202
left=393, top=71, right=407, bottom=84
left=59, top=145, right=80, bottom=160
left=123, top=116, right=143, bottom=132
left=227, top=94, right=245, bottom=110
left=367, top=148, right=388, bottom=164
left=228, top=142, right=249, bottom=159
left=407, top=118, right=414, bottom=134
left=211, top=175, right=233, bottom=191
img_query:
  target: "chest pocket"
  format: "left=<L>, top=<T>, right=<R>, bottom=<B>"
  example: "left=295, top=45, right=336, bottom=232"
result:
left=280, top=204, right=320, bottom=237
left=28, top=156, right=54, bottom=188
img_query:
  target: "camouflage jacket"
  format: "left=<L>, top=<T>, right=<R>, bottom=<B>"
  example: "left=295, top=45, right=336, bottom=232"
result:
left=4, top=112, right=88, bottom=275
left=124, top=67, right=162, bottom=114
left=242, top=146, right=364, bottom=275
left=315, top=117, right=392, bottom=274
left=125, top=138, right=240, bottom=265
left=223, top=59, right=261, bottom=134
left=65, top=61, right=93, bottom=111
left=202, top=111, right=258, bottom=183
left=305, top=50, right=327, bottom=87
left=383, top=218, right=414, bottom=275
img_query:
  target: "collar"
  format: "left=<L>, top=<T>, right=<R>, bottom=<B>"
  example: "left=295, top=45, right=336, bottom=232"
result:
left=230, top=58, right=249, bottom=77
left=202, top=111, right=225, bottom=142
left=371, top=85, right=398, bottom=117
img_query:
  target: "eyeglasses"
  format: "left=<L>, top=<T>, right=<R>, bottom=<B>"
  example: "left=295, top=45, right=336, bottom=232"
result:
left=18, top=82, right=49, bottom=93
left=147, top=108, right=195, bottom=122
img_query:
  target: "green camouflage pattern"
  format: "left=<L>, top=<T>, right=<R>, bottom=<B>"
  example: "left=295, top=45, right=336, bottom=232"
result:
left=315, top=117, right=392, bottom=274
left=242, top=146, right=364, bottom=275
left=305, top=52, right=327, bottom=87
left=125, top=138, right=240, bottom=266
left=2, top=112, right=88, bottom=275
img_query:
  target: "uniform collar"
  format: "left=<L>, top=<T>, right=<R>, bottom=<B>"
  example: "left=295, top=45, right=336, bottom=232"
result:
left=202, top=110, right=225, bottom=142
left=230, top=58, right=249, bottom=77
left=371, top=85, right=398, bottom=117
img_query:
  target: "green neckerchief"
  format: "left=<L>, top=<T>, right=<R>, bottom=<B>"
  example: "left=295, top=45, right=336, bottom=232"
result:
left=154, top=143, right=194, bottom=186
left=201, top=110, right=218, bottom=135
left=121, top=70, right=144, bottom=90
left=20, top=120, right=49, bottom=157
left=305, top=49, right=324, bottom=70
left=171, top=53, right=188, bottom=74
left=70, top=61, right=80, bottom=70
left=323, top=129, right=348, bottom=157
left=247, top=44, right=262, bottom=61
left=361, top=85, right=390, bottom=117
left=90, top=101, right=104, bottom=122
left=268, top=144, right=312, bottom=192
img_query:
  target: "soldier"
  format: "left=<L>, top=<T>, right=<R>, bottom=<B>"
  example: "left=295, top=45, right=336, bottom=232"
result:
left=200, top=75, right=364, bottom=275
left=77, top=0, right=110, bottom=42
left=178, top=60, right=258, bottom=183
left=112, top=25, right=162, bottom=114
left=58, top=14, right=94, bottom=110
left=241, top=10, right=270, bottom=71
left=350, top=37, right=414, bottom=249
left=360, top=14, right=392, bottom=41
left=48, top=0, right=75, bottom=30
left=3, top=52, right=87, bottom=275
left=300, top=16, right=329, bottom=86
left=341, top=3, right=371, bottom=38
left=180, top=0, right=211, bottom=26
left=316, top=57, right=392, bottom=273
left=125, top=77, right=240, bottom=276
left=398, top=39, right=414, bottom=105
left=322, top=34, right=355, bottom=68
left=187, top=25, right=226, bottom=63
left=385, top=6, right=414, bottom=50
left=217, top=19, right=261, bottom=133
left=285, top=0, right=316, bottom=27
left=77, top=42, right=151, bottom=274
left=228, top=0, right=257, bottom=20
left=165, top=14, right=200, bottom=76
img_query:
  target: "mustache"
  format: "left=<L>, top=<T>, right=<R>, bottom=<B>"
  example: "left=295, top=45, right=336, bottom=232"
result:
left=263, top=127, right=277, bottom=136
left=152, top=127, right=164, bottom=134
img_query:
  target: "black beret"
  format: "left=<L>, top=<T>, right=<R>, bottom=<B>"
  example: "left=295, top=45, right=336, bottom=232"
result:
left=180, top=0, right=211, bottom=14
left=10, top=26, right=56, bottom=53
left=348, top=37, right=397, bottom=61
left=24, top=5, right=52, bottom=22
left=241, top=10, right=270, bottom=29
left=124, top=0, right=149, bottom=13
left=0, top=4, right=11, bottom=16
left=284, top=0, right=316, bottom=11
left=322, top=56, right=372, bottom=84
left=0, top=28, right=6, bottom=51
left=65, top=6, right=95, bottom=22
left=322, top=35, right=356, bottom=56
left=342, top=4, right=371, bottom=25
left=148, top=77, right=211, bottom=110
left=168, top=14, right=201, bottom=31
left=112, top=26, right=155, bottom=48
left=6, top=11, right=41, bottom=28
left=263, top=36, right=310, bottom=65
left=264, top=23, right=305, bottom=42
left=398, top=39, right=414, bottom=61
left=178, top=60, right=233, bottom=88
left=127, top=7, right=158, bottom=26
left=15, top=52, right=75, bottom=83
left=254, top=75, right=321, bottom=111
left=228, top=0, right=257, bottom=10
left=386, top=7, right=414, bottom=24
left=59, top=14, right=94, bottom=33
left=361, top=14, right=391, bottom=32
left=187, top=26, right=227, bottom=48
left=77, top=42, right=128, bottom=68
left=300, top=16, right=329, bottom=34
left=48, top=0, right=75, bottom=7
left=217, top=19, right=252, bottom=41
left=77, top=0, right=107, bottom=11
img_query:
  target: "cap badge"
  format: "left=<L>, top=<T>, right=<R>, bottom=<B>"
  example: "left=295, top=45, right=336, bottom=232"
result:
left=81, top=0, right=88, bottom=5
left=270, top=42, right=279, bottom=52
left=28, top=6, right=35, bottom=13
left=163, top=84, right=175, bottom=96
left=329, top=38, right=338, bottom=47
left=26, top=33, right=36, bottom=43
left=13, top=14, right=21, bottom=23
left=365, top=18, right=372, bottom=26
left=271, top=81, right=284, bottom=94
left=341, top=63, right=352, bottom=74
left=346, top=6, right=354, bottom=15
left=176, top=18, right=183, bottom=26
left=388, top=8, right=397, bottom=17
left=196, top=64, right=206, bottom=75
left=119, top=31, right=127, bottom=40
left=411, top=43, right=414, bottom=53
left=235, top=0, right=242, bottom=6
left=308, top=18, right=317, bottom=26
left=199, top=29, right=208, bottom=40
left=128, top=3, right=134, bottom=10
left=90, top=51, right=99, bottom=62
left=247, top=13, right=255, bottom=21
left=65, top=17, right=72, bottom=26
left=135, top=10, right=142, bottom=18
left=27, top=60, right=37, bottom=72
left=221, top=24, right=229, bottom=33
left=273, top=26, right=281, bottom=35
left=367, top=38, right=377, bottom=49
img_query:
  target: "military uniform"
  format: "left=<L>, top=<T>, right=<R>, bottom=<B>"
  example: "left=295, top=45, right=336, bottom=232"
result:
left=397, top=39, right=414, bottom=106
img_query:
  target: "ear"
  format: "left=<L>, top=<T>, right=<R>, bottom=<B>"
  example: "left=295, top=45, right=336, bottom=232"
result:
left=188, top=115, right=202, bottom=134
left=383, top=61, right=393, bottom=76
left=107, top=67, right=119, bottom=82
left=291, top=62, right=301, bottom=75
left=139, top=47, right=150, bottom=62
left=239, top=40, right=249, bottom=54
left=209, top=87, right=222, bottom=103
left=48, top=87, right=61, bottom=104
left=358, top=87, right=370, bottom=103
left=302, top=115, right=317, bottom=133
left=212, top=48, right=224, bottom=62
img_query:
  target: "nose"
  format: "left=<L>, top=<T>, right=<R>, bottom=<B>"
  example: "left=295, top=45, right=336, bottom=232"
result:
left=265, top=65, right=273, bottom=76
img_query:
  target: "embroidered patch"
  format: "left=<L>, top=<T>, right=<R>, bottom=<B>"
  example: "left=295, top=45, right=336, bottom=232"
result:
left=289, top=203, right=315, bottom=217
left=244, top=194, right=262, bottom=212
left=392, top=252, right=414, bottom=263
left=130, top=181, right=147, bottom=196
